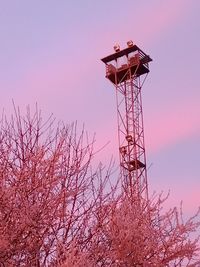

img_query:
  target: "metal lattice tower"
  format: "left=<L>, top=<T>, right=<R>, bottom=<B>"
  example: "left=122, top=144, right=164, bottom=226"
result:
left=101, top=41, right=152, bottom=198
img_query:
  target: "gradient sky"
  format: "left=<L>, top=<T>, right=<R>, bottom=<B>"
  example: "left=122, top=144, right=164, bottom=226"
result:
left=0, top=0, right=199, bottom=216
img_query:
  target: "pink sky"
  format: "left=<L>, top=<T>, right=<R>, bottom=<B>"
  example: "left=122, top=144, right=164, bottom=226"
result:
left=0, top=1, right=199, bottom=216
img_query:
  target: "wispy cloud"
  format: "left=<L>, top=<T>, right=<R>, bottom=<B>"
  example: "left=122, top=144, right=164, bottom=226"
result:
left=146, top=95, right=200, bottom=154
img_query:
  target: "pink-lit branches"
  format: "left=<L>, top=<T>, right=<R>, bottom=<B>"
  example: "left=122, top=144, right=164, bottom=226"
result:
left=60, top=192, right=200, bottom=267
left=0, top=107, right=199, bottom=266
left=0, top=107, right=114, bottom=266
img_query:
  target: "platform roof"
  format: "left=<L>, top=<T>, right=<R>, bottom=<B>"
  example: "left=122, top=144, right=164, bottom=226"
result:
left=101, top=44, right=152, bottom=64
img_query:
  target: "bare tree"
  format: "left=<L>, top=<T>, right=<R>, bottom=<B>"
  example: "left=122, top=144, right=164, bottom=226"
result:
left=60, top=192, right=200, bottom=267
left=0, top=106, right=199, bottom=266
left=0, top=106, right=115, bottom=266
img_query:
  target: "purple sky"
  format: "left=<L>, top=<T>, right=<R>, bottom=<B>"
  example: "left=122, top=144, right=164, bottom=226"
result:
left=0, top=0, right=199, bottom=215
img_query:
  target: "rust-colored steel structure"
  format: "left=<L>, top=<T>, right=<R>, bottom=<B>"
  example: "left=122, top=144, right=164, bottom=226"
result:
left=101, top=42, right=152, bottom=197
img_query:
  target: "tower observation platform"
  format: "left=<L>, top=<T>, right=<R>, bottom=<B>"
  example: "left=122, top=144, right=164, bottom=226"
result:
left=101, top=41, right=152, bottom=197
left=101, top=44, right=152, bottom=84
